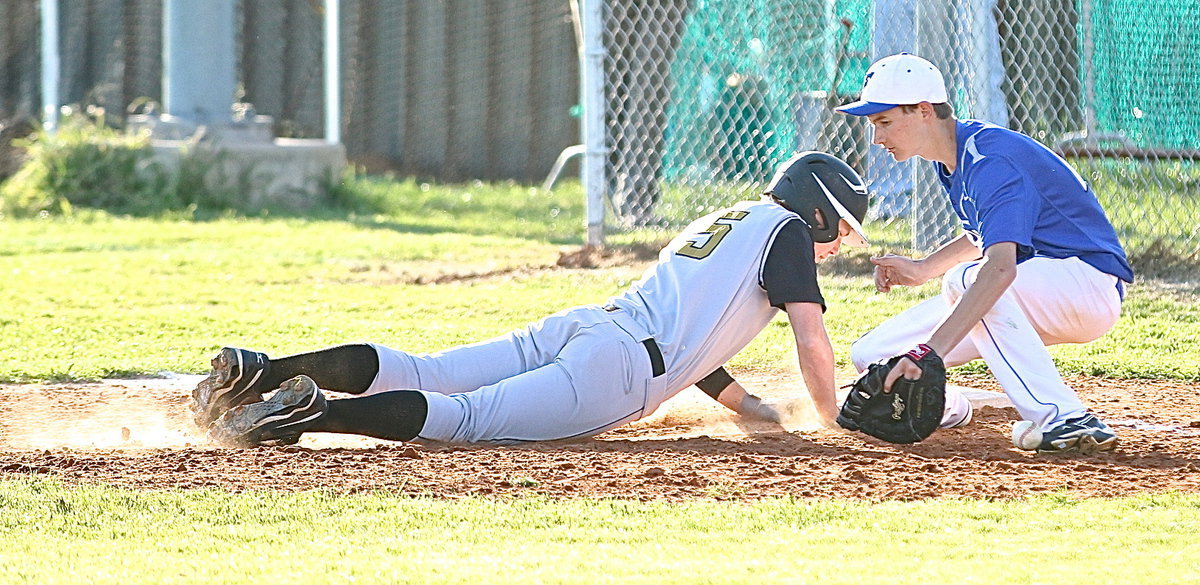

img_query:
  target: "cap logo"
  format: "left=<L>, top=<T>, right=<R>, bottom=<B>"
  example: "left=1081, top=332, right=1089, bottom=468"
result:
left=861, top=71, right=874, bottom=89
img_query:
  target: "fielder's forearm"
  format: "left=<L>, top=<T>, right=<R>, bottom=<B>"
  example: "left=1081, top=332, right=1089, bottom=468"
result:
left=918, top=234, right=983, bottom=278
left=926, top=242, right=1017, bottom=356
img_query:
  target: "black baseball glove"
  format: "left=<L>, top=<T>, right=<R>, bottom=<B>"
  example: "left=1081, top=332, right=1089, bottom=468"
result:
left=836, top=344, right=946, bottom=444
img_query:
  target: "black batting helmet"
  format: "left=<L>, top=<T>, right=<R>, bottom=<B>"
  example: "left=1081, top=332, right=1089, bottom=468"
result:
left=765, top=151, right=869, bottom=247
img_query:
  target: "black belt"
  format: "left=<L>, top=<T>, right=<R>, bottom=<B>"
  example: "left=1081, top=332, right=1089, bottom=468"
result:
left=605, top=305, right=665, bottom=377
left=641, top=338, right=665, bottom=377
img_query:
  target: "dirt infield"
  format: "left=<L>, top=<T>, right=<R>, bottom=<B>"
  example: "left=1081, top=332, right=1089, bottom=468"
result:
left=2, top=374, right=1199, bottom=501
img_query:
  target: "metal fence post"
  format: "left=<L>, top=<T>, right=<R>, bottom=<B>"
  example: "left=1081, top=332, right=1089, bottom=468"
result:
left=324, top=0, right=341, bottom=145
left=580, top=0, right=607, bottom=247
left=39, top=0, right=59, bottom=134
left=912, top=0, right=960, bottom=252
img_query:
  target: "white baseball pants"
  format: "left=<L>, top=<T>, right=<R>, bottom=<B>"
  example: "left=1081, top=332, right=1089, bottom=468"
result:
left=367, top=305, right=660, bottom=444
left=851, top=256, right=1123, bottom=430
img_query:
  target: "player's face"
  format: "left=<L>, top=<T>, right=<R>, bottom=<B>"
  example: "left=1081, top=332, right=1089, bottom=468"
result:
left=813, top=220, right=854, bottom=263
left=867, top=106, right=926, bottom=162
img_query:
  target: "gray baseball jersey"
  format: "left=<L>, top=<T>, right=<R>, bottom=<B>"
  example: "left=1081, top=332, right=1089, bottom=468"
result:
left=605, top=198, right=816, bottom=403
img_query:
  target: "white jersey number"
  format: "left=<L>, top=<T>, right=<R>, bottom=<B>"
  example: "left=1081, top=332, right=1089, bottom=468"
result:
left=676, top=210, right=748, bottom=260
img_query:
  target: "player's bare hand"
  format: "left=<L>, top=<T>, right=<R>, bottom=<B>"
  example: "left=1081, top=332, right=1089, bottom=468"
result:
left=870, top=254, right=928, bottom=292
left=883, top=358, right=923, bottom=392
left=816, top=409, right=841, bottom=429
left=738, top=395, right=784, bottom=423
left=873, top=261, right=896, bottom=292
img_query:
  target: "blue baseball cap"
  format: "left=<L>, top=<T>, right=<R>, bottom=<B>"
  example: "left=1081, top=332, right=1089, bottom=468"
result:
left=835, top=53, right=948, bottom=116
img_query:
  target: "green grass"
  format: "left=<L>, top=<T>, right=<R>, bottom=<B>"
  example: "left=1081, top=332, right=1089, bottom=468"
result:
left=2, top=179, right=1200, bottom=583
left=1, top=177, right=1198, bottom=382
left=2, top=479, right=1199, bottom=584
left=334, top=177, right=586, bottom=244
left=0, top=213, right=576, bottom=380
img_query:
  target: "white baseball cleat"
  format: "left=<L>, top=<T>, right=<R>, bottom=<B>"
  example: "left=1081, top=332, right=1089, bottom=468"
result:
left=940, top=402, right=974, bottom=429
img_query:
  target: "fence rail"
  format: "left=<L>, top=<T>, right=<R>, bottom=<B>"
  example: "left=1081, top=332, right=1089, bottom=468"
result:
left=597, top=0, right=1200, bottom=273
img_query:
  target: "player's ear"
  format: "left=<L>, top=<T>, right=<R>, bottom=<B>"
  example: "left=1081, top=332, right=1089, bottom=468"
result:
left=811, top=208, right=829, bottom=231
left=838, top=218, right=867, bottom=247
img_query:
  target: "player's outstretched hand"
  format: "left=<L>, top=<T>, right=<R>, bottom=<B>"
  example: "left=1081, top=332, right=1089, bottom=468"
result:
left=738, top=394, right=784, bottom=424
left=870, top=254, right=931, bottom=292
left=816, top=410, right=842, bottom=429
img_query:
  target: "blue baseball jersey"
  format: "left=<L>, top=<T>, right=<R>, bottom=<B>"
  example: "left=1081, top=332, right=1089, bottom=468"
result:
left=934, top=120, right=1134, bottom=282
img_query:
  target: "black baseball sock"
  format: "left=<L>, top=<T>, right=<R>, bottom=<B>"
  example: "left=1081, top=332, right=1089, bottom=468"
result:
left=310, top=391, right=428, bottom=442
left=263, top=344, right=379, bottom=394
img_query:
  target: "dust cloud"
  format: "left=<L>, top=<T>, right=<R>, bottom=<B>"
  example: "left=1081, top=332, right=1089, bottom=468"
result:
left=1, top=372, right=993, bottom=450
left=0, top=377, right=204, bottom=450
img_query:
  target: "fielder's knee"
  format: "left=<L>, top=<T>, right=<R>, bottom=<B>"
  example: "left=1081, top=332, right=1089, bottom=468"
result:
left=850, top=336, right=883, bottom=372
left=942, top=262, right=974, bottom=300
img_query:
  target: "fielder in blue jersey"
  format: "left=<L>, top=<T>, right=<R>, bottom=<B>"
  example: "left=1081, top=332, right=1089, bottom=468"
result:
left=836, top=53, right=1133, bottom=454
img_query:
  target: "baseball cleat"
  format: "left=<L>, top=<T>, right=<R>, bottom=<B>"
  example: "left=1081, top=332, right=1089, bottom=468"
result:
left=940, top=402, right=973, bottom=429
left=191, top=347, right=272, bottom=428
left=208, top=375, right=328, bottom=447
left=1036, top=414, right=1118, bottom=454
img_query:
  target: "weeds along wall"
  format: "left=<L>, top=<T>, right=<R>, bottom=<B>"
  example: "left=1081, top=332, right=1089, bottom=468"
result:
left=0, top=114, right=291, bottom=217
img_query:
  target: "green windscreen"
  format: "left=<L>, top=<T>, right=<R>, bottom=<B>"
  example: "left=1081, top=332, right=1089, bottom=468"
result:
left=662, top=0, right=872, bottom=183
left=1084, top=0, right=1200, bottom=149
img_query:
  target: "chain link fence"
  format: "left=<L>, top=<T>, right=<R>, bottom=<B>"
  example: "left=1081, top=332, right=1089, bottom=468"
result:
left=599, top=0, right=1200, bottom=273
left=3, top=1, right=1197, bottom=273
left=0, top=1, right=578, bottom=185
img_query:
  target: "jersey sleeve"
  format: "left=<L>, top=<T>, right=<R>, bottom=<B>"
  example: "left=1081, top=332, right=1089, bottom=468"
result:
left=761, top=219, right=824, bottom=311
left=971, top=155, right=1039, bottom=251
